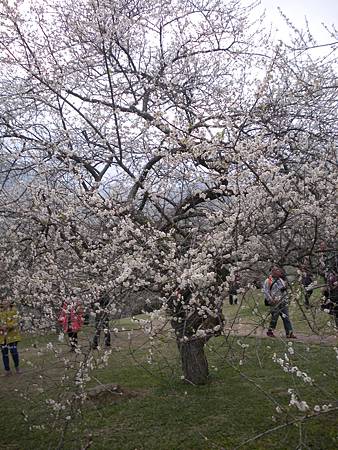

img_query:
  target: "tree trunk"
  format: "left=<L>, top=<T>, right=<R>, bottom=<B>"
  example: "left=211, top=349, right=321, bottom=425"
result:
left=178, top=338, right=209, bottom=385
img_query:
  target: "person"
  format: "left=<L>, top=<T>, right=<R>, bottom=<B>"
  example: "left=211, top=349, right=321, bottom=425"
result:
left=92, top=291, right=111, bottom=349
left=321, top=271, right=338, bottom=328
left=229, top=274, right=240, bottom=305
left=263, top=266, right=297, bottom=339
left=0, top=298, right=21, bottom=376
left=300, top=266, right=313, bottom=308
left=318, top=241, right=338, bottom=279
left=58, top=297, right=83, bottom=351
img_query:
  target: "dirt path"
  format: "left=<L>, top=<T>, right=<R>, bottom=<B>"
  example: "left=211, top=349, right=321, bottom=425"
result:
left=1, top=324, right=336, bottom=395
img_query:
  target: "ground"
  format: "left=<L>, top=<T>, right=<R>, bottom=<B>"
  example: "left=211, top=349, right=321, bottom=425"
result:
left=0, top=293, right=337, bottom=449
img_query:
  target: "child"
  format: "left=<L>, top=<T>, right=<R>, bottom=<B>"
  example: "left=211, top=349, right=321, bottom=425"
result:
left=0, top=299, right=21, bottom=376
left=58, top=297, right=83, bottom=351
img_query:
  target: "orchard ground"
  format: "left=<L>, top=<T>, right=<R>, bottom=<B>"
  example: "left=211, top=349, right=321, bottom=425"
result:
left=0, top=294, right=337, bottom=450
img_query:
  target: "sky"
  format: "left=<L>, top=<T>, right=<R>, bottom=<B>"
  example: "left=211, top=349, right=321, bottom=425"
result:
left=257, top=0, right=338, bottom=43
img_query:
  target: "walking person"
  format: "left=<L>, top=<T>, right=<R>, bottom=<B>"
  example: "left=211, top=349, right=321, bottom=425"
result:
left=92, top=291, right=111, bottom=349
left=229, top=274, right=240, bottom=305
left=263, top=266, right=297, bottom=339
left=58, top=296, right=83, bottom=352
left=0, top=298, right=21, bottom=376
left=321, top=271, right=338, bottom=328
left=300, top=266, right=314, bottom=308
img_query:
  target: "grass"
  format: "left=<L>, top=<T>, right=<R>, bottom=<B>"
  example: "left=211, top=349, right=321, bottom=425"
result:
left=0, top=295, right=337, bottom=450
left=81, top=336, right=337, bottom=450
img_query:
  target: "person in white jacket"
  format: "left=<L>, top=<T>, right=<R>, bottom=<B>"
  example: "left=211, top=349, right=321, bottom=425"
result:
left=263, top=266, right=297, bottom=339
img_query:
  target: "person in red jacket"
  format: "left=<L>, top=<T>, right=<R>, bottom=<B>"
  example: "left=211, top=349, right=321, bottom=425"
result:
left=58, top=297, right=83, bottom=352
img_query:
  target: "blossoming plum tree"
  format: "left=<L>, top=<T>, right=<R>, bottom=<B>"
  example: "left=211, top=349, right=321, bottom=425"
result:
left=0, top=0, right=337, bottom=388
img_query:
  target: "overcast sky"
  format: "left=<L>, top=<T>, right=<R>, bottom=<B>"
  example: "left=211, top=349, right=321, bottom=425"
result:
left=257, top=0, right=338, bottom=42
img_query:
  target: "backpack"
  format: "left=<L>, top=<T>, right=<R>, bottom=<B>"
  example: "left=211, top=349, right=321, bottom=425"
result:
left=264, top=276, right=274, bottom=306
left=264, top=276, right=286, bottom=306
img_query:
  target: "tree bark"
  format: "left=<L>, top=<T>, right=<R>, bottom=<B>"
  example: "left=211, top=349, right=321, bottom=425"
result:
left=178, top=338, right=209, bottom=385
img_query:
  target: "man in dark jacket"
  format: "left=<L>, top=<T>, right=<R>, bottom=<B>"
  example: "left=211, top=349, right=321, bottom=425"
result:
left=301, top=266, right=313, bottom=308
left=321, top=271, right=338, bottom=328
left=92, top=291, right=111, bottom=349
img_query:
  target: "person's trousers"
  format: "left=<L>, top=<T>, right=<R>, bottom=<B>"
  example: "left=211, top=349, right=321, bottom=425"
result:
left=1, top=342, right=19, bottom=371
left=93, top=316, right=111, bottom=348
left=229, top=294, right=238, bottom=305
left=67, top=331, right=78, bottom=350
left=269, top=303, right=293, bottom=335
left=304, top=289, right=313, bottom=306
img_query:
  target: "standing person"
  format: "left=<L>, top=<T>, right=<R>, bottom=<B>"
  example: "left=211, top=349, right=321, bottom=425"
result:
left=321, top=271, right=338, bottom=328
left=263, top=266, right=297, bottom=339
left=0, top=298, right=21, bottom=376
left=300, top=266, right=314, bottom=308
left=58, top=297, right=83, bottom=352
left=318, top=241, right=338, bottom=279
left=92, top=291, right=111, bottom=349
left=229, top=274, right=240, bottom=305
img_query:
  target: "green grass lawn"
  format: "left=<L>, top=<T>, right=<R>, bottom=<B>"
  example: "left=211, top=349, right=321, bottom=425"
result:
left=1, top=315, right=337, bottom=450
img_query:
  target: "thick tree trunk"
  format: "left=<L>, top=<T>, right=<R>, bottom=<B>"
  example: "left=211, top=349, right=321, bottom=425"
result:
left=178, top=338, right=209, bottom=385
